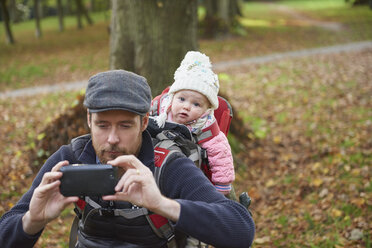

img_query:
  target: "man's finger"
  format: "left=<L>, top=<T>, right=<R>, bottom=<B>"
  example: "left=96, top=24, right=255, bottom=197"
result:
left=108, top=155, right=142, bottom=170
left=51, top=160, right=69, bottom=172
left=40, top=171, right=62, bottom=186
left=36, top=180, right=61, bottom=194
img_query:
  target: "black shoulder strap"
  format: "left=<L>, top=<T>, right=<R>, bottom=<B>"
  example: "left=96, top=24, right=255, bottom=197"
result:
left=68, top=134, right=91, bottom=163
left=67, top=134, right=91, bottom=248
left=147, top=117, right=193, bottom=141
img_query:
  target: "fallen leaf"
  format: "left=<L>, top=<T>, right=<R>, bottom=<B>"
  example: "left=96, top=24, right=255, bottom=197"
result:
left=351, top=198, right=365, bottom=207
left=273, top=136, right=281, bottom=144
left=312, top=178, right=323, bottom=187
left=254, top=236, right=271, bottom=244
left=312, top=162, right=321, bottom=171
left=351, top=168, right=360, bottom=176
left=265, top=179, right=275, bottom=187
left=331, top=208, right=343, bottom=218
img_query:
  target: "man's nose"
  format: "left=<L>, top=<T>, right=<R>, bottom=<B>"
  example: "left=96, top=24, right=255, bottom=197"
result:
left=107, top=128, right=120, bottom=144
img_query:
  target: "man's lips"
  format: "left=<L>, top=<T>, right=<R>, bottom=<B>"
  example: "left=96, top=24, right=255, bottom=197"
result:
left=106, top=151, right=121, bottom=156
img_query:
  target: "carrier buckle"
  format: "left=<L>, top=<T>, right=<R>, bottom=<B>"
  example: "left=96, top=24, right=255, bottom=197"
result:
left=99, top=208, right=114, bottom=217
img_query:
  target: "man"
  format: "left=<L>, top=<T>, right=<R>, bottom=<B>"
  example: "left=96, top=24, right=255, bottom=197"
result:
left=0, top=70, right=255, bottom=248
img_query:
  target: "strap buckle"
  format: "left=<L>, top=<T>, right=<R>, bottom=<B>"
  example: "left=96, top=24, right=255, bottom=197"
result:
left=166, top=233, right=175, bottom=243
left=73, top=207, right=82, bottom=219
left=164, top=130, right=177, bottom=140
left=99, top=208, right=115, bottom=217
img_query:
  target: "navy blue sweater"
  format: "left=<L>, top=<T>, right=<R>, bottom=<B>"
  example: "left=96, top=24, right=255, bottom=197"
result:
left=0, top=131, right=255, bottom=248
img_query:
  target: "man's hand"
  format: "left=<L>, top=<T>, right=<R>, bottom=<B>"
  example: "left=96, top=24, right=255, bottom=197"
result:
left=22, top=161, right=79, bottom=235
left=103, top=155, right=180, bottom=222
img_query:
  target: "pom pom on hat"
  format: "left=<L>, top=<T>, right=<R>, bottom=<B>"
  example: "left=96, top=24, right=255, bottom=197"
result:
left=169, top=51, right=219, bottom=110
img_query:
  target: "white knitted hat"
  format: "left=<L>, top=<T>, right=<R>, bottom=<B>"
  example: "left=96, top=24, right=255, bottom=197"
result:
left=169, top=51, right=219, bottom=109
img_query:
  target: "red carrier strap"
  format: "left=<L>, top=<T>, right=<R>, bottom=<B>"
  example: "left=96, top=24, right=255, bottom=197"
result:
left=149, top=146, right=179, bottom=244
left=214, top=96, right=233, bottom=136
left=146, top=214, right=175, bottom=243
left=76, top=198, right=86, bottom=210
left=150, top=87, right=171, bottom=116
left=196, top=121, right=221, bottom=144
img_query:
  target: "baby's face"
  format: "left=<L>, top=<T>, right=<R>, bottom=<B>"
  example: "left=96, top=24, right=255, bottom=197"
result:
left=171, top=90, right=210, bottom=125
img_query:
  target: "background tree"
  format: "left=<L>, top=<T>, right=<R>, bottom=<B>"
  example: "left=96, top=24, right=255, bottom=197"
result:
left=8, top=0, right=16, bottom=22
left=57, top=0, right=64, bottom=31
left=202, top=0, right=242, bottom=38
left=76, top=0, right=93, bottom=29
left=110, top=0, right=198, bottom=96
left=0, top=0, right=15, bottom=44
left=33, top=0, right=42, bottom=37
left=76, top=0, right=83, bottom=29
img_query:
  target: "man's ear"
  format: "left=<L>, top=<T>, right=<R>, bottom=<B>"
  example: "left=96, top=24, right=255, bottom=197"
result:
left=141, top=113, right=149, bottom=132
left=87, top=111, right=91, bottom=129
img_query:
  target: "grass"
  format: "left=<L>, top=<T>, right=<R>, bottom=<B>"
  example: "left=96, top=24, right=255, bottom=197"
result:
left=280, top=0, right=347, bottom=9
left=0, top=12, right=110, bottom=91
left=0, top=10, right=110, bottom=35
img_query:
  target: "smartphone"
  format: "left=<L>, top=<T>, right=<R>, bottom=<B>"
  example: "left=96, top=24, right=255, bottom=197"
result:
left=59, top=164, right=118, bottom=197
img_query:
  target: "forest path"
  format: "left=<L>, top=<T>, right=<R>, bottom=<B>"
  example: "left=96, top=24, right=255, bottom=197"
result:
left=1, top=40, right=371, bottom=99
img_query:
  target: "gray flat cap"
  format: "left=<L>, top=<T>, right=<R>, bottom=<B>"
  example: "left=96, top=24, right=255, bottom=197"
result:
left=84, top=70, right=152, bottom=116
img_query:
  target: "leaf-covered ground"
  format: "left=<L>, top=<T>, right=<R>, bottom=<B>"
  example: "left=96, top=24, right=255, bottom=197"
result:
left=0, top=48, right=370, bottom=247
left=221, top=49, right=372, bottom=247
left=0, top=1, right=371, bottom=247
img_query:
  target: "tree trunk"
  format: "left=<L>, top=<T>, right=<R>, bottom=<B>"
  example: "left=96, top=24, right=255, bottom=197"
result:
left=217, top=0, right=230, bottom=26
left=57, top=0, right=64, bottom=31
left=90, top=0, right=95, bottom=12
left=0, top=0, right=15, bottom=44
left=76, top=0, right=93, bottom=27
left=66, top=0, right=72, bottom=15
left=33, top=0, right=42, bottom=38
left=76, top=0, right=83, bottom=29
left=110, top=0, right=198, bottom=96
left=82, top=5, right=93, bottom=25
left=9, top=0, right=16, bottom=22
left=203, top=0, right=242, bottom=38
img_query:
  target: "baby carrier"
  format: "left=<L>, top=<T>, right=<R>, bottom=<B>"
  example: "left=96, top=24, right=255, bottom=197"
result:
left=150, top=86, right=234, bottom=183
left=150, top=87, right=252, bottom=207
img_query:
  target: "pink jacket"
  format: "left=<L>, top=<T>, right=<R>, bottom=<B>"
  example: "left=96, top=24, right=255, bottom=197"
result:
left=200, top=131, right=235, bottom=194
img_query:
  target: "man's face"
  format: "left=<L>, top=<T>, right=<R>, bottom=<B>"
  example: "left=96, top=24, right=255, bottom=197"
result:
left=88, top=110, right=149, bottom=164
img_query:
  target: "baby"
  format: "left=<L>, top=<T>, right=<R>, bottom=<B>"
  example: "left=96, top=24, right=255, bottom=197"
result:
left=154, top=51, right=235, bottom=195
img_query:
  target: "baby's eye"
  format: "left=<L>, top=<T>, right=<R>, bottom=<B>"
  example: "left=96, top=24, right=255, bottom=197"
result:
left=179, top=97, right=185, bottom=101
left=193, top=102, right=201, bottom=107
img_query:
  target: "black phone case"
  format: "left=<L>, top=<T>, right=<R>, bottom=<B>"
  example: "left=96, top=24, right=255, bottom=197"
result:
left=59, top=164, right=118, bottom=197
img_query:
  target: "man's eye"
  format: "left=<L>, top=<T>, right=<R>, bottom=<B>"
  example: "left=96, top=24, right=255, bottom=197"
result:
left=97, top=124, right=108, bottom=128
left=120, top=124, right=131, bottom=129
